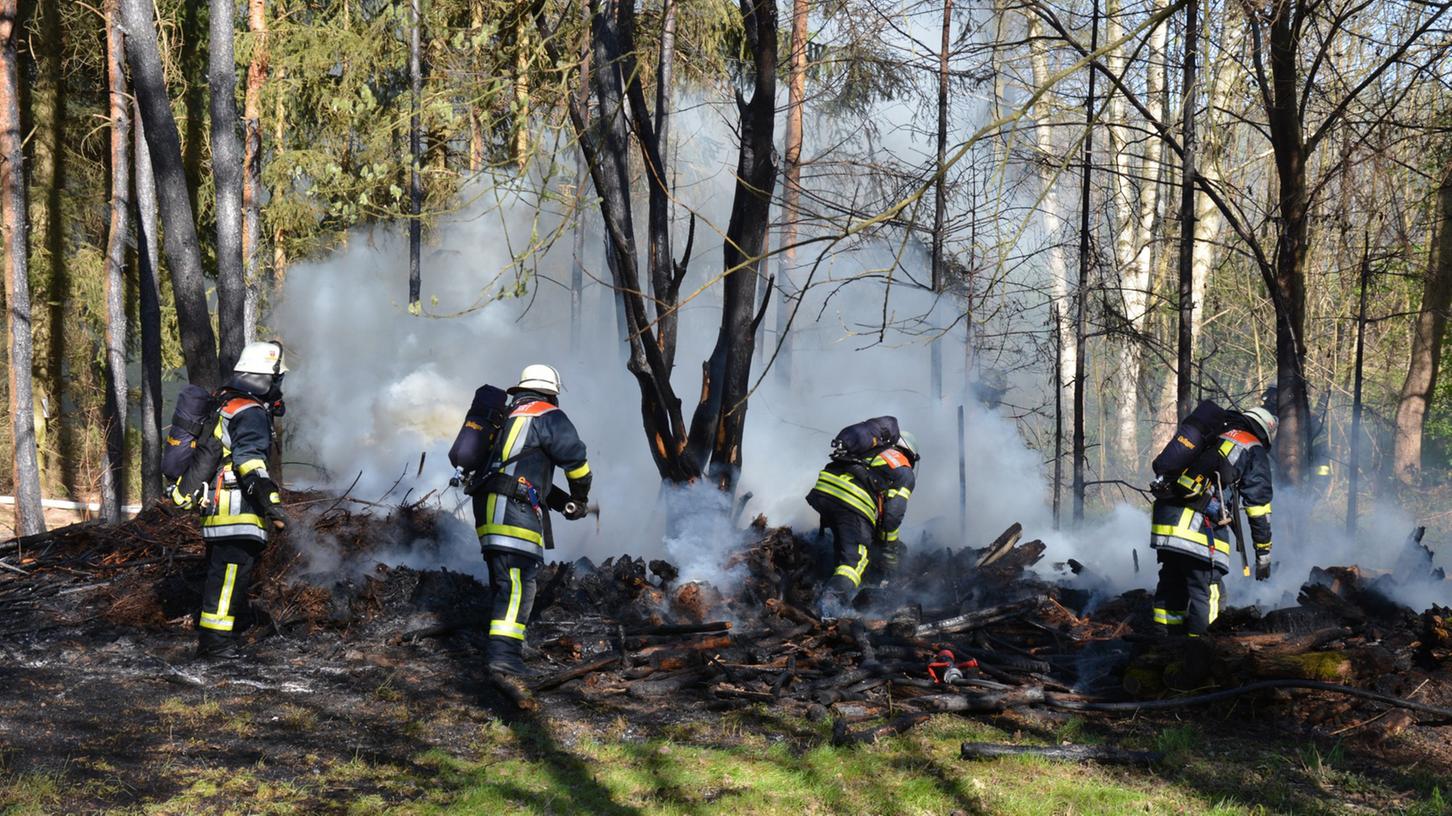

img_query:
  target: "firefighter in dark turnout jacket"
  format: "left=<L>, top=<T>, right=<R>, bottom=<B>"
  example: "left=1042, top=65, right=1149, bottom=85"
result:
left=807, top=430, right=918, bottom=618
left=1150, top=406, right=1276, bottom=637
left=197, top=341, right=290, bottom=658
left=474, top=364, right=591, bottom=692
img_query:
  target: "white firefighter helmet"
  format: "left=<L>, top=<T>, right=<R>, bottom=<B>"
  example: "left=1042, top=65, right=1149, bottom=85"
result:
left=896, top=430, right=920, bottom=461
left=234, top=340, right=288, bottom=375
left=1242, top=406, right=1278, bottom=442
left=512, top=363, right=563, bottom=396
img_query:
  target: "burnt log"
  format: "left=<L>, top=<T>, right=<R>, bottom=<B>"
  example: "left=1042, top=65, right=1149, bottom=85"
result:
left=915, top=598, right=1041, bottom=638
left=532, top=652, right=622, bottom=692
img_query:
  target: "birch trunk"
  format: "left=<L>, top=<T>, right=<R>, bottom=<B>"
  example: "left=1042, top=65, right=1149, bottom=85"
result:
left=1028, top=16, right=1076, bottom=447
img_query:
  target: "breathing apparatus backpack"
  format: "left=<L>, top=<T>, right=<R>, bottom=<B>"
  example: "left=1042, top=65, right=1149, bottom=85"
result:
left=1150, top=400, right=1233, bottom=504
left=828, top=416, right=900, bottom=497
left=162, top=385, right=225, bottom=510
left=448, top=384, right=510, bottom=483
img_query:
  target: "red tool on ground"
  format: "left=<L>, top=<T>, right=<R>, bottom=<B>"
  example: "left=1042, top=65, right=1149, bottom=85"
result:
left=927, top=647, right=978, bottom=684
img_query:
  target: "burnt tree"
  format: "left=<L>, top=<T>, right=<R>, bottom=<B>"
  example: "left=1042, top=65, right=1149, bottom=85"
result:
left=534, top=0, right=777, bottom=490
left=121, top=0, right=221, bottom=388
left=134, top=102, right=164, bottom=505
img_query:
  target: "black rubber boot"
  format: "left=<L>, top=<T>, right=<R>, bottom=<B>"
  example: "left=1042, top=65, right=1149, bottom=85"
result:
left=485, top=636, right=536, bottom=710
left=196, top=631, right=242, bottom=660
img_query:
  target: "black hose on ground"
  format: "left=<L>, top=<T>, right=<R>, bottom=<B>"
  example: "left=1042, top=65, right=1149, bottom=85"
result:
left=1046, top=679, right=1452, bottom=721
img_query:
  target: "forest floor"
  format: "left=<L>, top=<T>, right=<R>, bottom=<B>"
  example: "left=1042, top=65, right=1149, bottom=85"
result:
left=1, top=502, right=1450, bottom=815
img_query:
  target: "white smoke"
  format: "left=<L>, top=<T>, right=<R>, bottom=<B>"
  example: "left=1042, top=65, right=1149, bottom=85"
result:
left=266, top=80, right=1448, bottom=616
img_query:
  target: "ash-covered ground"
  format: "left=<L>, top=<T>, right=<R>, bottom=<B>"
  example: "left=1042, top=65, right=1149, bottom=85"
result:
left=2, top=498, right=1451, bottom=812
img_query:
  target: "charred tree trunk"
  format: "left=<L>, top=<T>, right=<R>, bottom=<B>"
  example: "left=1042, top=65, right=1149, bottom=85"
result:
left=211, top=0, right=246, bottom=374
left=929, top=0, right=952, bottom=400
left=1393, top=164, right=1452, bottom=486
left=102, top=0, right=132, bottom=520
left=122, top=0, right=220, bottom=389
left=774, top=0, right=809, bottom=386
left=407, top=0, right=422, bottom=312
left=0, top=0, right=43, bottom=534
left=241, top=0, right=268, bottom=342
left=687, top=0, right=777, bottom=490
left=134, top=102, right=164, bottom=505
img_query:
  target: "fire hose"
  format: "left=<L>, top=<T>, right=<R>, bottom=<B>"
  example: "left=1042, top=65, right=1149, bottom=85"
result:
left=1045, top=679, right=1452, bottom=721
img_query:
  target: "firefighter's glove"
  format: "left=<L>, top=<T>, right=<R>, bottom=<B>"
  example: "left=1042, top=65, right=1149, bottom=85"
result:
left=243, top=473, right=288, bottom=530
left=563, top=501, right=589, bottom=521
left=1254, top=547, right=1272, bottom=581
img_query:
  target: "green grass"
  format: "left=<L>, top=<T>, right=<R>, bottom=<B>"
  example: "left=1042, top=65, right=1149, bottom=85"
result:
left=4, top=711, right=1449, bottom=815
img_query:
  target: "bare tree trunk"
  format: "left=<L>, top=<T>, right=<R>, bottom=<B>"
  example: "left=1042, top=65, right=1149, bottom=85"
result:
left=1028, top=16, right=1075, bottom=465
left=122, top=0, right=221, bottom=389
left=774, top=0, right=809, bottom=385
left=1072, top=0, right=1098, bottom=524
left=134, top=103, right=164, bottom=506
left=1106, top=0, right=1165, bottom=472
left=513, top=17, right=530, bottom=172
left=1174, top=0, right=1198, bottom=421
left=692, top=0, right=777, bottom=490
left=929, top=0, right=952, bottom=400
left=407, top=0, right=422, bottom=312
left=468, top=0, right=484, bottom=173
left=211, top=0, right=246, bottom=374
left=0, top=0, right=43, bottom=534
left=242, top=0, right=268, bottom=342
left=101, top=0, right=131, bottom=521
left=1393, top=164, right=1452, bottom=485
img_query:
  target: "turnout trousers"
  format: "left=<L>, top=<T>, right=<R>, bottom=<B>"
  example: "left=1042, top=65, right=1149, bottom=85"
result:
left=484, top=550, right=540, bottom=674
left=816, top=502, right=876, bottom=606
left=1152, top=550, right=1223, bottom=637
left=197, top=537, right=266, bottom=649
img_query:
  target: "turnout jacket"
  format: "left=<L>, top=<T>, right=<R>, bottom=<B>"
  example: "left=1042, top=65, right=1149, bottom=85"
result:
left=474, top=392, right=591, bottom=560
left=807, top=447, right=916, bottom=544
left=1150, top=418, right=1274, bottom=572
left=201, top=393, right=275, bottom=544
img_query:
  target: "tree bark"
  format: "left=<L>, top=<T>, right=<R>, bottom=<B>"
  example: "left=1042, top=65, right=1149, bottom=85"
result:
left=1028, top=16, right=1076, bottom=484
left=211, top=0, right=246, bottom=374
left=694, top=0, right=777, bottom=490
left=134, top=102, right=164, bottom=506
left=1175, top=0, right=1199, bottom=421
left=242, top=0, right=268, bottom=343
left=0, top=0, right=44, bottom=534
left=102, top=0, right=131, bottom=520
left=122, top=0, right=220, bottom=389
left=1393, top=163, right=1452, bottom=485
left=774, top=0, right=809, bottom=386
left=1072, top=1, right=1097, bottom=524
left=407, top=0, right=422, bottom=312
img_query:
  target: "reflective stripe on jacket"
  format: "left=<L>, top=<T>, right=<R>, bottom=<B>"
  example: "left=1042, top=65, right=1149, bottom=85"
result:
left=807, top=447, right=915, bottom=538
left=475, top=394, right=590, bottom=559
left=1149, top=426, right=1272, bottom=570
left=201, top=396, right=271, bottom=544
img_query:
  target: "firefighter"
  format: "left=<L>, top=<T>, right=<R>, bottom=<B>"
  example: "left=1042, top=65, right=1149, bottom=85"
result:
left=806, top=430, right=918, bottom=619
left=1150, top=406, right=1276, bottom=638
left=474, top=364, right=592, bottom=701
left=196, top=341, right=289, bottom=659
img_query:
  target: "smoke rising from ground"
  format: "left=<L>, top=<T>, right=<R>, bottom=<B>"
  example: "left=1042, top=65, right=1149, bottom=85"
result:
left=269, top=109, right=1447, bottom=613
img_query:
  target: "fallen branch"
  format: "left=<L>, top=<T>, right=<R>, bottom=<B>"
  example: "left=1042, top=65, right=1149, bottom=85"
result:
left=914, top=598, right=1041, bottom=638
left=532, top=652, right=623, bottom=692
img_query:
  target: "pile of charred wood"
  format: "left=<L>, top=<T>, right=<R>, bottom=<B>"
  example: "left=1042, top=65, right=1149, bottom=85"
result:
left=3, top=505, right=1450, bottom=744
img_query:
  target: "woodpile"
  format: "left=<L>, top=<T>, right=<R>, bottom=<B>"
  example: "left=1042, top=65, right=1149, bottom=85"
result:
left=3, top=503, right=1450, bottom=745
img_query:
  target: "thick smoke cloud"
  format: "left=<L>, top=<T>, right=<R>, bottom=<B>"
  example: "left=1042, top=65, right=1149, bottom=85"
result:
left=270, top=110, right=1446, bottom=612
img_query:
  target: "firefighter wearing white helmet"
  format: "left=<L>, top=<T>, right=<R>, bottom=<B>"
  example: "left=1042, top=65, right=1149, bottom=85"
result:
left=473, top=363, right=591, bottom=700
left=197, top=340, right=290, bottom=659
left=1148, top=402, right=1276, bottom=639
